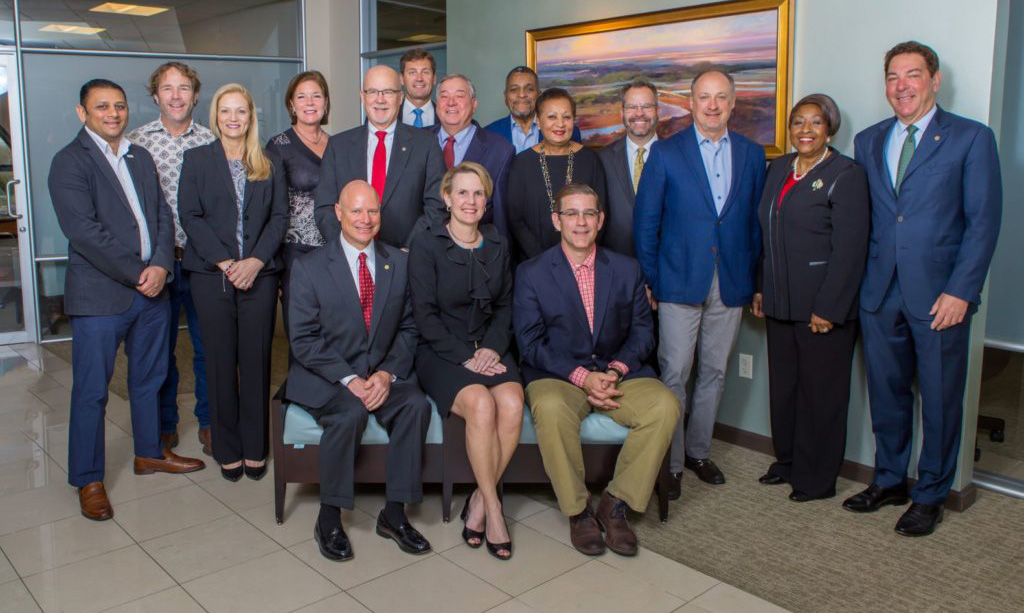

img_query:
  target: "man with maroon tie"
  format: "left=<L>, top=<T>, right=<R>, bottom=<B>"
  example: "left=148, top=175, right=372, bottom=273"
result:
left=288, top=180, right=432, bottom=561
left=314, top=65, right=446, bottom=248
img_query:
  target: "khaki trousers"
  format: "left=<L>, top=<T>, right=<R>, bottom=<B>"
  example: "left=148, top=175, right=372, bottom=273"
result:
left=526, top=377, right=679, bottom=516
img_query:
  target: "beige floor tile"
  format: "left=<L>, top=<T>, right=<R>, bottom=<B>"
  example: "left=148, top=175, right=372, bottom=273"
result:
left=0, top=408, right=69, bottom=445
left=102, top=438, right=197, bottom=506
left=102, top=401, right=133, bottom=437
left=0, top=551, right=16, bottom=584
left=45, top=370, right=72, bottom=390
left=12, top=343, right=46, bottom=361
left=673, top=604, right=715, bottom=613
left=0, top=481, right=79, bottom=536
left=102, top=586, right=206, bottom=613
left=518, top=559, right=684, bottom=613
left=0, top=432, right=35, bottom=464
left=23, top=545, right=175, bottom=613
left=500, top=492, right=554, bottom=521
left=443, top=522, right=587, bottom=596
left=517, top=507, right=573, bottom=548
left=0, top=579, right=42, bottom=612
left=288, top=516, right=431, bottom=590
left=686, top=583, right=789, bottom=613
left=197, top=467, right=276, bottom=512
left=29, top=356, right=71, bottom=375
left=291, top=592, right=372, bottom=612
left=183, top=549, right=338, bottom=613
left=30, top=420, right=128, bottom=473
left=0, top=345, right=19, bottom=358
left=974, top=451, right=1021, bottom=475
left=404, top=492, right=476, bottom=553
left=0, top=388, right=52, bottom=415
left=1002, top=461, right=1024, bottom=481
left=0, top=450, right=66, bottom=497
left=600, top=545, right=719, bottom=602
left=485, top=600, right=541, bottom=612
left=240, top=488, right=372, bottom=548
left=0, top=515, right=133, bottom=577
left=348, top=555, right=509, bottom=613
left=29, top=388, right=71, bottom=412
left=113, top=483, right=231, bottom=541
left=141, top=515, right=281, bottom=583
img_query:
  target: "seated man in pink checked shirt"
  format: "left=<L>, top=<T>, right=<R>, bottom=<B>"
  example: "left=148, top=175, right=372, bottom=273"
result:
left=512, top=183, right=680, bottom=557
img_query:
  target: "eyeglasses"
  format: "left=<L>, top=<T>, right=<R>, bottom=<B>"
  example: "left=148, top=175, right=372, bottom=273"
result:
left=363, top=88, right=401, bottom=98
left=557, top=209, right=601, bottom=220
left=623, top=103, right=658, bottom=112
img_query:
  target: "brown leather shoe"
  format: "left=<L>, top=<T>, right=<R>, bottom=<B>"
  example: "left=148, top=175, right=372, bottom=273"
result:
left=569, top=502, right=606, bottom=556
left=197, top=427, right=212, bottom=456
left=79, top=482, right=113, bottom=521
left=595, top=491, right=638, bottom=556
left=160, top=431, right=179, bottom=450
left=134, top=448, right=205, bottom=475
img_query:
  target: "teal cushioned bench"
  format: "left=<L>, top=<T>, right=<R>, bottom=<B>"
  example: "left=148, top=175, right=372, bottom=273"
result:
left=282, top=400, right=445, bottom=447
left=517, top=408, right=630, bottom=445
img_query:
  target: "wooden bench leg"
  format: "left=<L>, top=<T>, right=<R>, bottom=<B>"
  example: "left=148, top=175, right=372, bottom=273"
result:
left=656, top=451, right=670, bottom=523
left=443, top=476, right=453, bottom=523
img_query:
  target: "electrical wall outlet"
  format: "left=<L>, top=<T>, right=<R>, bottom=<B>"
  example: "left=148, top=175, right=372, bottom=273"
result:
left=738, top=353, right=753, bottom=379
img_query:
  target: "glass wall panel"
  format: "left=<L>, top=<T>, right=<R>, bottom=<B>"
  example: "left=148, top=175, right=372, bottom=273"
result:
left=0, top=1, right=12, bottom=46
left=36, top=260, right=68, bottom=340
left=24, top=52, right=301, bottom=257
left=18, top=0, right=299, bottom=57
left=376, top=0, right=445, bottom=50
left=368, top=46, right=446, bottom=77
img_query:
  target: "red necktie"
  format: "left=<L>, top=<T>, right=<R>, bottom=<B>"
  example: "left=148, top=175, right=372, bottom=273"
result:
left=443, top=135, right=456, bottom=170
left=371, top=130, right=387, bottom=201
left=358, top=252, right=374, bottom=332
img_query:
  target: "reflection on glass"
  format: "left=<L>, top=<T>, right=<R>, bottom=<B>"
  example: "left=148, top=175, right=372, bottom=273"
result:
left=0, top=1, right=12, bottom=46
left=0, top=60, right=23, bottom=336
left=376, top=0, right=446, bottom=50
left=37, top=260, right=69, bottom=340
left=18, top=0, right=300, bottom=57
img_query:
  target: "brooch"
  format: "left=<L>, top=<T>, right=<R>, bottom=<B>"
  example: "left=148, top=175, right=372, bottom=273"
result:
left=811, top=178, right=824, bottom=191
left=384, top=264, right=391, bottom=270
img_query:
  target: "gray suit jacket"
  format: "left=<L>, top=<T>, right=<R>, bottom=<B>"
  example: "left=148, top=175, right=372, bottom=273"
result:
left=48, top=128, right=174, bottom=316
left=285, top=239, right=418, bottom=409
left=314, top=122, right=445, bottom=248
left=597, top=136, right=637, bottom=257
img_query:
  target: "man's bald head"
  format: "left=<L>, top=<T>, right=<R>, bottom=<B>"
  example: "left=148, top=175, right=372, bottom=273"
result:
left=362, top=65, right=403, bottom=129
left=335, top=180, right=381, bottom=250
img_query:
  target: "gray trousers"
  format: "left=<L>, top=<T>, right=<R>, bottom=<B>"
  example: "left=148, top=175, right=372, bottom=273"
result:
left=658, top=271, right=742, bottom=472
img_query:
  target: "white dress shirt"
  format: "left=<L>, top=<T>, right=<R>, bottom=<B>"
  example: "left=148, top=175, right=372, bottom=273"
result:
left=365, top=120, right=397, bottom=185
left=402, top=99, right=435, bottom=127
left=626, top=133, right=658, bottom=188
left=84, top=127, right=152, bottom=261
left=885, top=104, right=937, bottom=188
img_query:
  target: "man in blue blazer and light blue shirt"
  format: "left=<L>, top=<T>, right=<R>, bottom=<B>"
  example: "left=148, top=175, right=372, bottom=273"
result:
left=634, top=70, right=765, bottom=498
left=843, top=41, right=1001, bottom=537
left=484, top=66, right=582, bottom=153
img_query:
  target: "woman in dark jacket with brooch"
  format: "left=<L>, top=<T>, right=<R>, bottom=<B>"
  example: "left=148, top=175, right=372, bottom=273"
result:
left=751, top=93, right=870, bottom=502
left=409, top=162, right=523, bottom=560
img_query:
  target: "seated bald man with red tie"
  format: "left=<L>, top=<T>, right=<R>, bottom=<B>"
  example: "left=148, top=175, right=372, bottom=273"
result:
left=314, top=65, right=445, bottom=249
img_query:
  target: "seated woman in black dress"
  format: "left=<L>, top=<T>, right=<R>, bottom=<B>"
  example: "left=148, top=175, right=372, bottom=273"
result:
left=507, top=88, right=606, bottom=262
left=409, top=162, right=523, bottom=560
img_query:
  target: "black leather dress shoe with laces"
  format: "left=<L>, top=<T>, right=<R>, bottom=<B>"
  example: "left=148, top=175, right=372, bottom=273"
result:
left=842, top=483, right=909, bottom=513
left=895, top=502, right=944, bottom=537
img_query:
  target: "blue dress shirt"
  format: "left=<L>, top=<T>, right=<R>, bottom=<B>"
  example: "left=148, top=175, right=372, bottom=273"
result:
left=885, top=104, right=938, bottom=188
left=696, top=127, right=732, bottom=215
left=437, top=123, right=477, bottom=166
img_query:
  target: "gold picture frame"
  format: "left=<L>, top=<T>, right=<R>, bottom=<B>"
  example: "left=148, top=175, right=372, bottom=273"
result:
left=526, top=0, right=793, bottom=157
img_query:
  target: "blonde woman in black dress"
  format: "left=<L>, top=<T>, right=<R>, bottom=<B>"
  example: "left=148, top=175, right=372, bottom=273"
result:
left=409, top=162, right=523, bottom=560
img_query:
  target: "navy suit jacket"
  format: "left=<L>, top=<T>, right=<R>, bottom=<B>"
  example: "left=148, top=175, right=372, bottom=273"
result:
left=854, top=105, right=1002, bottom=319
left=285, top=239, right=418, bottom=409
left=513, top=245, right=656, bottom=386
left=633, top=125, right=765, bottom=307
left=431, top=121, right=515, bottom=236
left=484, top=114, right=583, bottom=147
left=48, top=128, right=174, bottom=316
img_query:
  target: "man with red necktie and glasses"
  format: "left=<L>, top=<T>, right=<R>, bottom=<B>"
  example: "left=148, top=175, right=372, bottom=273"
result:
left=314, top=65, right=445, bottom=249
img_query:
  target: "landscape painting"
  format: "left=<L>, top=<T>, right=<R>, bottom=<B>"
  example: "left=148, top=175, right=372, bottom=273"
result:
left=526, top=0, right=791, bottom=156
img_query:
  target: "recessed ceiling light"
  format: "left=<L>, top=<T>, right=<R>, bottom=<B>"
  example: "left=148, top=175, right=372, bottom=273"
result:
left=39, top=24, right=106, bottom=35
left=398, top=34, right=446, bottom=43
left=90, top=3, right=169, bottom=17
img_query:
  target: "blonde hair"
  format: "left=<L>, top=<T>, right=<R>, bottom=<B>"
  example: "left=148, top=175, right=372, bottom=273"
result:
left=209, top=83, right=271, bottom=181
left=440, top=161, right=494, bottom=201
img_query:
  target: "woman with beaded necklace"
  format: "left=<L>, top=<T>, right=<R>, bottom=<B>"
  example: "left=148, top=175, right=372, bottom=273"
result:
left=751, top=93, right=870, bottom=502
left=506, top=88, right=606, bottom=263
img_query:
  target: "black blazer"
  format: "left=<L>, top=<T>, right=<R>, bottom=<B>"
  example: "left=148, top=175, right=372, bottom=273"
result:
left=48, top=128, right=174, bottom=316
left=431, top=122, right=515, bottom=236
left=513, top=245, right=655, bottom=385
left=408, top=223, right=513, bottom=365
left=314, top=122, right=446, bottom=248
left=597, top=136, right=637, bottom=256
left=757, top=150, right=870, bottom=323
left=178, top=140, right=288, bottom=275
left=285, top=239, right=418, bottom=409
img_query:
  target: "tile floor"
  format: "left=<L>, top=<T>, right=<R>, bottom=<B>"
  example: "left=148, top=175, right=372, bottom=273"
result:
left=0, top=343, right=789, bottom=613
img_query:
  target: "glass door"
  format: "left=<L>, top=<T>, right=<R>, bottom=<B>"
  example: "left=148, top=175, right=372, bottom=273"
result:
left=0, top=52, right=35, bottom=344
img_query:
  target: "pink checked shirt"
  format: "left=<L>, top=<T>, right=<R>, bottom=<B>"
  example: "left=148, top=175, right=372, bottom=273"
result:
left=562, top=246, right=630, bottom=388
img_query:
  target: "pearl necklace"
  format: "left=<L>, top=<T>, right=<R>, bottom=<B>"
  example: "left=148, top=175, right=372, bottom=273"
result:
left=446, top=223, right=481, bottom=248
left=792, top=148, right=829, bottom=181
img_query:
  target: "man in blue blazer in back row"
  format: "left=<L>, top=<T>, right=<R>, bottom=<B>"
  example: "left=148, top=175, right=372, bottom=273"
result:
left=634, top=70, right=765, bottom=499
left=844, top=41, right=1001, bottom=536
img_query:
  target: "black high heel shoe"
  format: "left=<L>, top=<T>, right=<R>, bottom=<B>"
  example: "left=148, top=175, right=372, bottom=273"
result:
left=460, top=492, right=484, bottom=548
left=221, top=464, right=243, bottom=482
left=244, top=461, right=267, bottom=481
left=486, top=515, right=512, bottom=561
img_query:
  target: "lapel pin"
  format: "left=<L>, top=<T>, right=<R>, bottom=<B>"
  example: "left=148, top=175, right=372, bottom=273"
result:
left=384, top=264, right=391, bottom=270
left=401, top=146, right=407, bottom=152
left=934, top=135, right=941, bottom=141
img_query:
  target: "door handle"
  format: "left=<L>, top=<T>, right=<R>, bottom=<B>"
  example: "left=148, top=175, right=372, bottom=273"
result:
left=6, top=179, right=21, bottom=219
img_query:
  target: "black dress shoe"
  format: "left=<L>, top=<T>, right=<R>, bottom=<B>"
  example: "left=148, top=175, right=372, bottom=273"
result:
left=759, top=472, right=786, bottom=485
left=314, top=523, right=353, bottom=561
left=220, top=465, right=243, bottom=482
left=667, top=472, right=682, bottom=501
left=789, top=489, right=835, bottom=502
left=895, top=502, right=943, bottom=537
left=842, top=483, right=909, bottom=513
left=244, top=463, right=267, bottom=481
left=684, top=456, right=725, bottom=485
left=376, top=510, right=431, bottom=555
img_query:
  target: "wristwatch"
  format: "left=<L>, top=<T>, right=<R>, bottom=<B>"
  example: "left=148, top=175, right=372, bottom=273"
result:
left=606, top=366, right=625, bottom=382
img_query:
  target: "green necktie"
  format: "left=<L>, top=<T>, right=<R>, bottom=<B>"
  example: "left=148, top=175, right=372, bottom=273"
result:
left=894, top=124, right=918, bottom=194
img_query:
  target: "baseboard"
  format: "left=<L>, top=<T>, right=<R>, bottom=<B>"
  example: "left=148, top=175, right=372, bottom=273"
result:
left=712, top=423, right=978, bottom=512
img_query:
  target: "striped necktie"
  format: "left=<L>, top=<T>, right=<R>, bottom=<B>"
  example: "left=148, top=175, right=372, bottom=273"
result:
left=894, top=124, right=918, bottom=194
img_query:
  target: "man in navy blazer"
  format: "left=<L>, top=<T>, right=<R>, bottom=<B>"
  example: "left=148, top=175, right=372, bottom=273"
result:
left=431, top=74, right=514, bottom=235
left=514, top=184, right=678, bottom=557
left=843, top=42, right=1001, bottom=537
left=634, top=70, right=765, bottom=495
left=48, top=79, right=204, bottom=522
left=484, top=66, right=582, bottom=153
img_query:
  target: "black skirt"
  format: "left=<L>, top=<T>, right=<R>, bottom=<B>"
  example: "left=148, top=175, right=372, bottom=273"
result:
left=415, top=344, right=521, bottom=416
